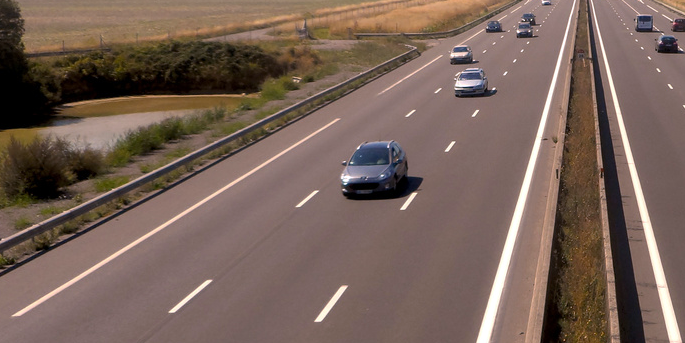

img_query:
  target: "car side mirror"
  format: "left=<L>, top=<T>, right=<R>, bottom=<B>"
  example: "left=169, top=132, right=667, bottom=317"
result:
left=454, top=77, right=458, bottom=81
left=342, top=161, right=347, bottom=166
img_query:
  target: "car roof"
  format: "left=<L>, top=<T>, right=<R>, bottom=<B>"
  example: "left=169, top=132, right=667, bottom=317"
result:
left=660, top=35, right=677, bottom=39
left=463, top=68, right=483, bottom=73
left=357, top=141, right=394, bottom=149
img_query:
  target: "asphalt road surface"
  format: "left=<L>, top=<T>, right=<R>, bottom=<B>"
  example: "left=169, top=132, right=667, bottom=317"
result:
left=589, top=0, right=685, bottom=341
left=0, top=0, right=579, bottom=341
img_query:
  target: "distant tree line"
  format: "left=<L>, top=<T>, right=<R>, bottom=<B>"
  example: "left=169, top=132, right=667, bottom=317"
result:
left=1, top=0, right=321, bottom=129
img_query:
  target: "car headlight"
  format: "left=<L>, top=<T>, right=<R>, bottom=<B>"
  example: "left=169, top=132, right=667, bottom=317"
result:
left=378, top=169, right=392, bottom=180
left=341, top=174, right=352, bottom=182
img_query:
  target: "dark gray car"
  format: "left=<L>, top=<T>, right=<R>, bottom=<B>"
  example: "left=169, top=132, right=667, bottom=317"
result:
left=341, top=141, right=408, bottom=197
left=516, top=22, right=533, bottom=38
left=521, top=13, right=537, bottom=25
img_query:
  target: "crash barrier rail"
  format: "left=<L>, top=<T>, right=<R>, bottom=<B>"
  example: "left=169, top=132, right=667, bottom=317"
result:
left=0, top=46, right=420, bottom=254
left=354, top=0, right=521, bottom=39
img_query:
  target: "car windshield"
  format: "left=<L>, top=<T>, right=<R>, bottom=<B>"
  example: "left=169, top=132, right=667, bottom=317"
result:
left=676, top=19, right=685, bottom=23
left=638, top=16, right=651, bottom=22
left=524, top=14, right=534, bottom=18
left=453, top=47, right=468, bottom=52
left=519, top=23, right=530, bottom=28
left=662, top=37, right=676, bottom=43
left=349, top=148, right=390, bottom=166
left=488, top=21, right=498, bottom=26
left=458, top=72, right=481, bottom=81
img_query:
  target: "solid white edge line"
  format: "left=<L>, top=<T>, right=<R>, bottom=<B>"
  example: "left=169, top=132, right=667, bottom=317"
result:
left=590, top=0, right=682, bottom=341
left=169, top=280, right=213, bottom=314
left=445, top=141, right=457, bottom=152
left=296, top=190, right=320, bottom=208
left=475, top=0, right=577, bottom=340
left=406, top=109, right=417, bottom=118
left=11, top=118, right=341, bottom=318
left=315, top=285, right=348, bottom=322
left=400, top=192, right=418, bottom=211
left=377, top=55, right=443, bottom=95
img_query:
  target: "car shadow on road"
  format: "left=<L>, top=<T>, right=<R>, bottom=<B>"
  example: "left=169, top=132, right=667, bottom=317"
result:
left=345, top=176, right=423, bottom=200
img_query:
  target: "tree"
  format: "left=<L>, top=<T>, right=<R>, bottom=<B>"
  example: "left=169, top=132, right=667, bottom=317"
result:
left=0, top=0, right=46, bottom=128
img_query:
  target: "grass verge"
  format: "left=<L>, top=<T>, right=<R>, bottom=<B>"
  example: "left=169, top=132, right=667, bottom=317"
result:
left=546, top=0, right=607, bottom=341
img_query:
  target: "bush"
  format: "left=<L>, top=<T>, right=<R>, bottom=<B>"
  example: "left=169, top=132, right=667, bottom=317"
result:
left=0, top=136, right=107, bottom=200
left=0, top=136, right=73, bottom=198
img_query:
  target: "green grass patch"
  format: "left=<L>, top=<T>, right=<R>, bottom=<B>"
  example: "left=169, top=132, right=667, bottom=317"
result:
left=14, top=216, right=33, bottom=230
left=40, top=206, right=63, bottom=216
left=93, top=175, right=131, bottom=192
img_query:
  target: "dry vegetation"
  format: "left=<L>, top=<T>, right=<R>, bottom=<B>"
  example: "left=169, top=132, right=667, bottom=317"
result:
left=326, top=0, right=505, bottom=34
left=17, top=0, right=437, bottom=52
left=547, top=0, right=606, bottom=341
left=659, top=0, right=685, bottom=10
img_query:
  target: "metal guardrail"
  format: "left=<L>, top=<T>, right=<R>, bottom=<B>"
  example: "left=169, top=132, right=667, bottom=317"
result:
left=355, top=0, right=521, bottom=39
left=0, top=46, right=419, bottom=254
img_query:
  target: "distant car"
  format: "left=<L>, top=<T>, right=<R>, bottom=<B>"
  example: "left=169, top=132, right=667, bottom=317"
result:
left=672, top=18, right=685, bottom=31
left=542, top=0, right=551, bottom=5
left=454, top=68, right=488, bottom=97
left=516, top=22, right=533, bottom=38
left=486, top=20, right=503, bottom=32
left=340, top=141, right=408, bottom=197
left=449, top=45, right=473, bottom=64
left=655, top=35, right=679, bottom=53
left=521, top=13, right=537, bottom=25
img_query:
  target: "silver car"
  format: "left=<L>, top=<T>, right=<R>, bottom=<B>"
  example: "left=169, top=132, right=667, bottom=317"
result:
left=449, top=45, right=473, bottom=64
left=341, top=141, right=408, bottom=197
left=454, top=68, right=488, bottom=97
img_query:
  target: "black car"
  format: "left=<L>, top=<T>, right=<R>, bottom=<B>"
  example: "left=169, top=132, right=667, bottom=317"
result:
left=655, top=35, right=679, bottom=53
left=486, top=20, right=502, bottom=32
left=340, top=141, right=408, bottom=197
left=521, top=13, right=537, bottom=25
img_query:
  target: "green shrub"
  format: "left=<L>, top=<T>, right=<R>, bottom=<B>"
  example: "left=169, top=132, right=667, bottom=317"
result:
left=0, top=136, right=73, bottom=199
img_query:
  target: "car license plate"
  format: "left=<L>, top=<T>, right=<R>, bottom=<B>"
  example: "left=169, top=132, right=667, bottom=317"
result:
left=357, top=190, right=373, bottom=194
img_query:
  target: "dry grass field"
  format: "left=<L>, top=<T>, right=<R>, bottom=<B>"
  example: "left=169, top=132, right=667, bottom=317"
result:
left=16, top=0, right=431, bottom=51
left=326, top=0, right=504, bottom=34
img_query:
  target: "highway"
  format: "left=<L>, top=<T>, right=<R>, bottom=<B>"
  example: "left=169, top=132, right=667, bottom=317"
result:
left=589, top=0, right=685, bottom=341
left=0, top=0, right=578, bottom=341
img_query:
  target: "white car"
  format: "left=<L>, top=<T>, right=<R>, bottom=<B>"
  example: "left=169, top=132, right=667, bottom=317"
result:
left=454, top=68, right=488, bottom=97
left=449, top=45, right=473, bottom=64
